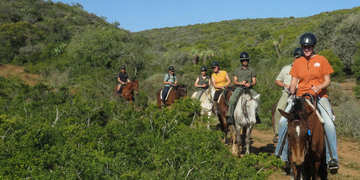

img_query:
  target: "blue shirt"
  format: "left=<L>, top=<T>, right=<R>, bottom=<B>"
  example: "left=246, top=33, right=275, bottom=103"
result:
left=164, top=73, right=177, bottom=87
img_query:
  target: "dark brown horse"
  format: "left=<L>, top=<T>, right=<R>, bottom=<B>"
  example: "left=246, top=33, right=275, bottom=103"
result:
left=114, top=80, right=139, bottom=102
left=271, top=102, right=278, bottom=142
left=156, top=85, right=187, bottom=108
left=279, top=96, right=327, bottom=180
left=213, top=88, right=233, bottom=143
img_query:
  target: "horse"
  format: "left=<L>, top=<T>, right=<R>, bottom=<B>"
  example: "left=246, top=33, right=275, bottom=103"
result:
left=278, top=95, right=327, bottom=180
left=114, top=80, right=139, bottom=102
left=213, top=87, right=233, bottom=143
left=230, top=88, right=259, bottom=156
left=156, top=84, right=187, bottom=108
left=271, top=103, right=278, bottom=138
left=191, top=84, right=216, bottom=118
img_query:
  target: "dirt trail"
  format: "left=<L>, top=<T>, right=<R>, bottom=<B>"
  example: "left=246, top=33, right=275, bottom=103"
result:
left=0, top=64, right=41, bottom=86
left=250, top=129, right=360, bottom=180
left=337, top=79, right=357, bottom=97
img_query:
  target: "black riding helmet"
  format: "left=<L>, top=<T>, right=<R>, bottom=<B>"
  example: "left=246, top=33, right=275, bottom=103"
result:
left=168, top=65, right=175, bottom=71
left=200, top=66, right=207, bottom=72
left=120, top=65, right=126, bottom=70
left=293, top=47, right=303, bottom=58
left=211, top=61, right=220, bottom=68
left=240, top=52, right=250, bottom=62
left=300, top=33, right=317, bottom=46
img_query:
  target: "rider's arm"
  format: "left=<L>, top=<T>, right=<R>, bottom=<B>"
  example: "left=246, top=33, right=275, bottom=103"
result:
left=174, top=76, right=178, bottom=85
left=275, top=80, right=287, bottom=88
left=194, top=77, right=200, bottom=87
left=290, top=77, right=299, bottom=95
left=224, top=73, right=231, bottom=87
left=251, top=77, right=256, bottom=87
left=233, top=76, right=244, bottom=86
left=312, top=74, right=330, bottom=93
left=211, top=76, right=220, bottom=89
left=118, top=77, right=125, bottom=84
left=163, top=74, right=171, bottom=85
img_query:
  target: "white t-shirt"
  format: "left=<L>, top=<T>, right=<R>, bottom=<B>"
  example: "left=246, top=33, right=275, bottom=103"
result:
left=276, top=64, right=292, bottom=91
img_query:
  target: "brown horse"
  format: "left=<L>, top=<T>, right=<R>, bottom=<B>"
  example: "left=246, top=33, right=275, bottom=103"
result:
left=271, top=102, right=278, bottom=142
left=279, top=96, right=327, bottom=180
left=213, top=88, right=233, bottom=143
left=114, top=80, right=139, bottom=102
left=156, top=85, right=187, bottom=108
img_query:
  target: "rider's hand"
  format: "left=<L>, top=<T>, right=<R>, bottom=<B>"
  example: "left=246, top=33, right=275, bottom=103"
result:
left=244, top=83, right=251, bottom=88
left=311, top=86, right=321, bottom=93
left=284, top=84, right=290, bottom=89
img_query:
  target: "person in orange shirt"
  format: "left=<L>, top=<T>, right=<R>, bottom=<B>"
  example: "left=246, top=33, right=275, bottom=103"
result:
left=275, top=33, right=339, bottom=173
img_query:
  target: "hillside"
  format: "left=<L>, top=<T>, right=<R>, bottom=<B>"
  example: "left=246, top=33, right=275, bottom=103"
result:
left=1, top=0, right=360, bottom=179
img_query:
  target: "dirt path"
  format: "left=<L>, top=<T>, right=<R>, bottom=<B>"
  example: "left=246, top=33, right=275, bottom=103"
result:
left=0, top=64, right=41, bottom=86
left=337, top=79, right=357, bottom=97
left=251, top=129, right=360, bottom=180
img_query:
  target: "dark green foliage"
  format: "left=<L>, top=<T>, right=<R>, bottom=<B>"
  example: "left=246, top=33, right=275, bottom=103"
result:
left=319, top=49, right=345, bottom=79
left=0, top=79, right=282, bottom=178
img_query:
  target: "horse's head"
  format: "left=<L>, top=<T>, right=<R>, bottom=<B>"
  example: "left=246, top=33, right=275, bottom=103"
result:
left=279, top=98, right=311, bottom=166
left=121, top=80, right=139, bottom=101
left=132, top=80, right=139, bottom=94
left=175, top=84, right=187, bottom=98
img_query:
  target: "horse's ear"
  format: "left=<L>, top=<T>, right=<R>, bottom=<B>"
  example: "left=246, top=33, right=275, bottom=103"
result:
left=278, top=109, right=292, bottom=120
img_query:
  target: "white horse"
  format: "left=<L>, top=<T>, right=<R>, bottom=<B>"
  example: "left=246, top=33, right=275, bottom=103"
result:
left=231, top=90, right=259, bottom=155
left=191, top=85, right=216, bottom=122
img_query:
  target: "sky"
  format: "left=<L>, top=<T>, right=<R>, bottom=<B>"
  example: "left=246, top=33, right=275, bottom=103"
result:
left=53, top=0, right=359, bottom=32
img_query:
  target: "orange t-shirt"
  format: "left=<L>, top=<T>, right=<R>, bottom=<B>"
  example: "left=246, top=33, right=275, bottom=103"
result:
left=290, top=55, right=334, bottom=97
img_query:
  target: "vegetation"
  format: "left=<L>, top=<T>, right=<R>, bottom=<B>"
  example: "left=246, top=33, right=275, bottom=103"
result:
left=0, top=77, right=282, bottom=178
left=1, top=0, right=360, bottom=178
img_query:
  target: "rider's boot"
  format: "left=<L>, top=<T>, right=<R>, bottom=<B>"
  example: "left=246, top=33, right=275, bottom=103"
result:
left=273, top=134, right=278, bottom=143
left=328, top=159, right=339, bottom=174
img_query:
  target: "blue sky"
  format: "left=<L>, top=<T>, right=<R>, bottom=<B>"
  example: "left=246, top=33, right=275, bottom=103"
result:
left=54, top=0, right=359, bottom=32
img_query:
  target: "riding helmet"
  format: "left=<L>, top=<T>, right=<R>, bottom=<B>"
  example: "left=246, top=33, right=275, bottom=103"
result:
left=120, top=65, right=126, bottom=70
left=300, top=33, right=317, bottom=46
left=168, top=65, right=175, bottom=71
left=293, top=47, right=303, bottom=58
left=200, top=66, right=207, bottom=72
left=211, top=61, right=220, bottom=68
left=240, top=52, right=250, bottom=62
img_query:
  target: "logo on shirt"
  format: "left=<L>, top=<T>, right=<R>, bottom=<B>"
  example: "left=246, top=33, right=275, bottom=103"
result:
left=314, top=62, right=320, bottom=67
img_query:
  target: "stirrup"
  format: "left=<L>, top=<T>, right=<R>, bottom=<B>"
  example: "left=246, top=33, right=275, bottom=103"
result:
left=328, top=159, right=339, bottom=174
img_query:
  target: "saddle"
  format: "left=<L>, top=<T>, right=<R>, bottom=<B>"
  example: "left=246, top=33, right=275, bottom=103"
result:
left=160, top=87, right=173, bottom=101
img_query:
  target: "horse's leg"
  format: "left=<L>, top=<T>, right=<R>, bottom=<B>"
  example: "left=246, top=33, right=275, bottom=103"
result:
left=245, top=125, right=253, bottom=154
left=229, top=125, right=238, bottom=156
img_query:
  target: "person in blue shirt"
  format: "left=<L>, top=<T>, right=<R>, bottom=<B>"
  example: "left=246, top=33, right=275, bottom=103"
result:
left=162, top=66, right=177, bottom=104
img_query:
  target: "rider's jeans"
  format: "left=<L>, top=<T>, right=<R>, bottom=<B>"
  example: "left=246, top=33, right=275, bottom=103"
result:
left=274, top=97, right=338, bottom=163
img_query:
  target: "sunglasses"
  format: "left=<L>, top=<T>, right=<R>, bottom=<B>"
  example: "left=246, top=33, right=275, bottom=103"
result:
left=303, top=46, right=314, bottom=50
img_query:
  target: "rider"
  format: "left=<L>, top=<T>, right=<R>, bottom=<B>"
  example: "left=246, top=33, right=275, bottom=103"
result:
left=162, top=65, right=177, bottom=105
left=273, top=48, right=303, bottom=142
left=194, top=66, right=211, bottom=100
left=275, top=33, right=339, bottom=172
left=211, top=61, right=231, bottom=113
left=117, top=65, right=130, bottom=93
left=226, top=52, right=259, bottom=124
